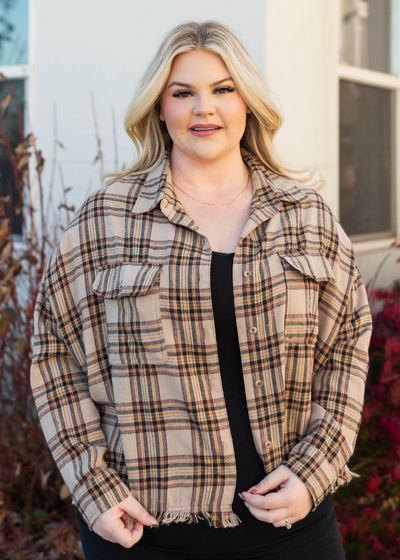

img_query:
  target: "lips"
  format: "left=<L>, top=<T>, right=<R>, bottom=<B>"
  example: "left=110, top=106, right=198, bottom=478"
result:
left=190, top=124, right=222, bottom=130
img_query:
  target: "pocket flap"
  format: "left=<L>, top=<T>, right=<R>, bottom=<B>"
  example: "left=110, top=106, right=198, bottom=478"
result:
left=279, top=252, right=335, bottom=283
left=93, top=263, right=163, bottom=298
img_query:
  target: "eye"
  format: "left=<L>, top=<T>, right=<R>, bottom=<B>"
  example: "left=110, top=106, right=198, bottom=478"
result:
left=172, top=90, right=193, bottom=98
left=171, top=86, right=235, bottom=98
left=215, top=86, right=235, bottom=94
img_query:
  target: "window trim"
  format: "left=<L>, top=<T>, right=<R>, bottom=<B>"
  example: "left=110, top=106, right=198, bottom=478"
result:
left=0, top=0, right=32, bottom=244
left=336, top=0, right=400, bottom=247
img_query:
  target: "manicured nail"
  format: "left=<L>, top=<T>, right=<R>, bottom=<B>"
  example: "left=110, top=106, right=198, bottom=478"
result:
left=148, top=515, right=158, bottom=524
left=238, top=492, right=244, bottom=499
left=248, top=486, right=259, bottom=493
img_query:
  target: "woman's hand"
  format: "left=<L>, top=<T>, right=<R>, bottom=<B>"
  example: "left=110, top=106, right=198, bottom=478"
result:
left=91, top=495, right=159, bottom=548
left=239, top=465, right=313, bottom=528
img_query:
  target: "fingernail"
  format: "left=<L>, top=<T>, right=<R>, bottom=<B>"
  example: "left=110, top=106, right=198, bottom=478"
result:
left=148, top=515, right=159, bottom=525
left=244, top=501, right=249, bottom=508
left=248, top=486, right=259, bottom=493
left=238, top=492, right=244, bottom=499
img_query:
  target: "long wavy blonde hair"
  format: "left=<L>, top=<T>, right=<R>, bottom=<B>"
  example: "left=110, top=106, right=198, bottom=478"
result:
left=104, top=20, right=324, bottom=191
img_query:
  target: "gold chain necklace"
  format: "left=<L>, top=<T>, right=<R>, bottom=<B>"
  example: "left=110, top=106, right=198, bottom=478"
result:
left=172, top=171, right=250, bottom=206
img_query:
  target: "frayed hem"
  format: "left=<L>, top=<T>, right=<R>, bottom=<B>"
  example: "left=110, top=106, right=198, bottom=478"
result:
left=151, top=509, right=242, bottom=529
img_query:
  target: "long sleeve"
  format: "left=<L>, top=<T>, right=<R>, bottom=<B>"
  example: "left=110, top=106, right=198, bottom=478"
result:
left=284, top=220, right=373, bottom=509
left=30, top=248, right=132, bottom=530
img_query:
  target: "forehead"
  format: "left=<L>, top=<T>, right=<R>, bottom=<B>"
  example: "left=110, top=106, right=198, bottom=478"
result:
left=168, top=50, right=228, bottom=80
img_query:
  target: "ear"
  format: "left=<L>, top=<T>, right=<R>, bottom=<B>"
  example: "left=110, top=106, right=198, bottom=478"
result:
left=159, top=108, right=165, bottom=122
left=246, top=107, right=252, bottom=114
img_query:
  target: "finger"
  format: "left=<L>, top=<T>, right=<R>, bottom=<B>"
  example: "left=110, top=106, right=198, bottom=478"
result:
left=240, top=488, right=288, bottom=510
left=272, top=518, right=288, bottom=528
left=247, top=465, right=291, bottom=495
left=121, top=497, right=159, bottom=528
left=110, top=513, right=149, bottom=548
left=114, top=521, right=146, bottom=549
left=244, top=501, right=290, bottom=524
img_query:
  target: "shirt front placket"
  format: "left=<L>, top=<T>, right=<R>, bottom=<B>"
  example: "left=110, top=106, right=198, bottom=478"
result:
left=158, top=164, right=289, bottom=515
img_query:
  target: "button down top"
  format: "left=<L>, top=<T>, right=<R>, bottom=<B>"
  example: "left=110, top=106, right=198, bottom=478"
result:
left=30, top=147, right=372, bottom=532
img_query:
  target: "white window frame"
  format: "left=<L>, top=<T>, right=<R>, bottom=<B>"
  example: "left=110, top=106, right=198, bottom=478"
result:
left=334, top=0, right=400, bottom=253
left=0, top=0, right=32, bottom=247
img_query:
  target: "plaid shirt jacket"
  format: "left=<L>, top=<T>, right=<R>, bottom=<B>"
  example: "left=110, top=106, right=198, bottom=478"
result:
left=31, top=148, right=373, bottom=531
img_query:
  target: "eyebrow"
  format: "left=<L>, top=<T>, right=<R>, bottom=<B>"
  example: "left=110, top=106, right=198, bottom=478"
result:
left=167, top=77, right=234, bottom=89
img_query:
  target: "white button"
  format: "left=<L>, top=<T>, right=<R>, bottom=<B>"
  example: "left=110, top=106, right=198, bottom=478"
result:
left=244, top=270, right=252, bottom=278
left=264, top=440, right=273, bottom=450
left=249, top=326, right=257, bottom=334
left=255, top=379, right=264, bottom=388
left=208, top=378, right=213, bottom=391
left=203, top=328, right=207, bottom=340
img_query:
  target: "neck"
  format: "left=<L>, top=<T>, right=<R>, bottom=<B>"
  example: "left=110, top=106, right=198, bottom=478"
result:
left=169, top=145, right=250, bottom=197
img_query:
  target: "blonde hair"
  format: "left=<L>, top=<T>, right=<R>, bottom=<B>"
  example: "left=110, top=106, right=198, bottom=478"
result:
left=104, top=20, right=324, bottom=191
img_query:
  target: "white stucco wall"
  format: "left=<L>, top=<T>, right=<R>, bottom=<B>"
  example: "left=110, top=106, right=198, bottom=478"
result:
left=29, top=0, right=265, bottom=216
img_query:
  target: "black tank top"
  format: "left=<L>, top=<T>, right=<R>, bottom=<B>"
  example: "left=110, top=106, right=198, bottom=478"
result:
left=137, top=251, right=334, bottom=557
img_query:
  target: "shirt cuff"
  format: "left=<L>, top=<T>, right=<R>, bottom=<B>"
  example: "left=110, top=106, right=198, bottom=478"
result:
left=284, top=448, right=343, bottom=510
left=71, top=467, right=133, bottom=530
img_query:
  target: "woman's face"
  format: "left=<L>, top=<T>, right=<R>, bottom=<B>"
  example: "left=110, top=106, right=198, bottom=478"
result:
left=159, top=50, right=250, bottom=162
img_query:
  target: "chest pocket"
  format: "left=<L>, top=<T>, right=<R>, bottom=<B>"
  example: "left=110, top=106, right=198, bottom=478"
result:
left=92, top=263, right=167, bottom=366
left=278, top=252, right=335, bottom=345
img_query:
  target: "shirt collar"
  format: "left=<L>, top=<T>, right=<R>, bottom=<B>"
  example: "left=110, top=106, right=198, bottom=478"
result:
left=131, top=147, right=311, bottom=216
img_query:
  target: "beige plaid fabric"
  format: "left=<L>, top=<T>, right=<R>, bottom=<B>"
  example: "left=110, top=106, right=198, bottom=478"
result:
left=30, top=147, right=373, bottom=531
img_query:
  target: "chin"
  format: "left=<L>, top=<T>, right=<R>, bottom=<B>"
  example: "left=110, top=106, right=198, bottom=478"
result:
left=184, top=144, right=229, bottom=161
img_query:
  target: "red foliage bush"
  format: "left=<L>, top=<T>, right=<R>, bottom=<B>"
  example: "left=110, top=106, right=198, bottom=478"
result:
left=333, top=281, right=400, bottom=559
left=0, top=80, right=82, bottom=558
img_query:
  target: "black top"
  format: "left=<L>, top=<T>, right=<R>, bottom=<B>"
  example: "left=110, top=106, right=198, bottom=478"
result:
left=137, top=251, right=334, bottom=557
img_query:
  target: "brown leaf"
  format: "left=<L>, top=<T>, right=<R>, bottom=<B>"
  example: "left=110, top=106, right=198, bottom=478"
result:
left=59, top=484, right=70, bottom=500
left=14, top=141, right=25, bottom=156
left=36, top=150, right=45, bottom=171
left=27, top=254, right=38, bottom=267
left=57, top=203, right=75, bottom=212
left=381, top=496, right=399, bottom=511
left=16, top=339, right=25, bottom=355
left=0, top=240, right=12, bottom=262
left=0, top=318, right=9, bottom=336
left=4, top=261, right=22, bottom=282
left=40, top=469, right=53, bottom=489
left=1, top=93, right=10, bottom=114
left=0, top=286, right=11, bottom=305
left=1, top=306, right=17, bottom=324
left=16, top=153, right=30, bottom=170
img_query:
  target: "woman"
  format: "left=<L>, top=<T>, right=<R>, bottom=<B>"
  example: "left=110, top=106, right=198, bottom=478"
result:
left=31, top=20, right=373, bottom=560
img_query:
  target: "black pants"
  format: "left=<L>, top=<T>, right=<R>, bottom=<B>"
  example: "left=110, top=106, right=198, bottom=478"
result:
left=78, top=511, right=346, bottom=560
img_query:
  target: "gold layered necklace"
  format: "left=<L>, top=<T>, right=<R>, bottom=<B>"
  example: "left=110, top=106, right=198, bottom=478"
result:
left=172, top=170, right=250, bottom=206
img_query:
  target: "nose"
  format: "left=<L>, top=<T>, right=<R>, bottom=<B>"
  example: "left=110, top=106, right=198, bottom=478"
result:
left=193, top=92, right=216, bottom=116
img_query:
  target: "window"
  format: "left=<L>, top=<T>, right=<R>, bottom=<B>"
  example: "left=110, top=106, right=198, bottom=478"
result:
left=0, top=0, right=29, bottom=236
left=339, top=0, right=398, bottom=241
left=340, top=0, right=398, bottom=75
